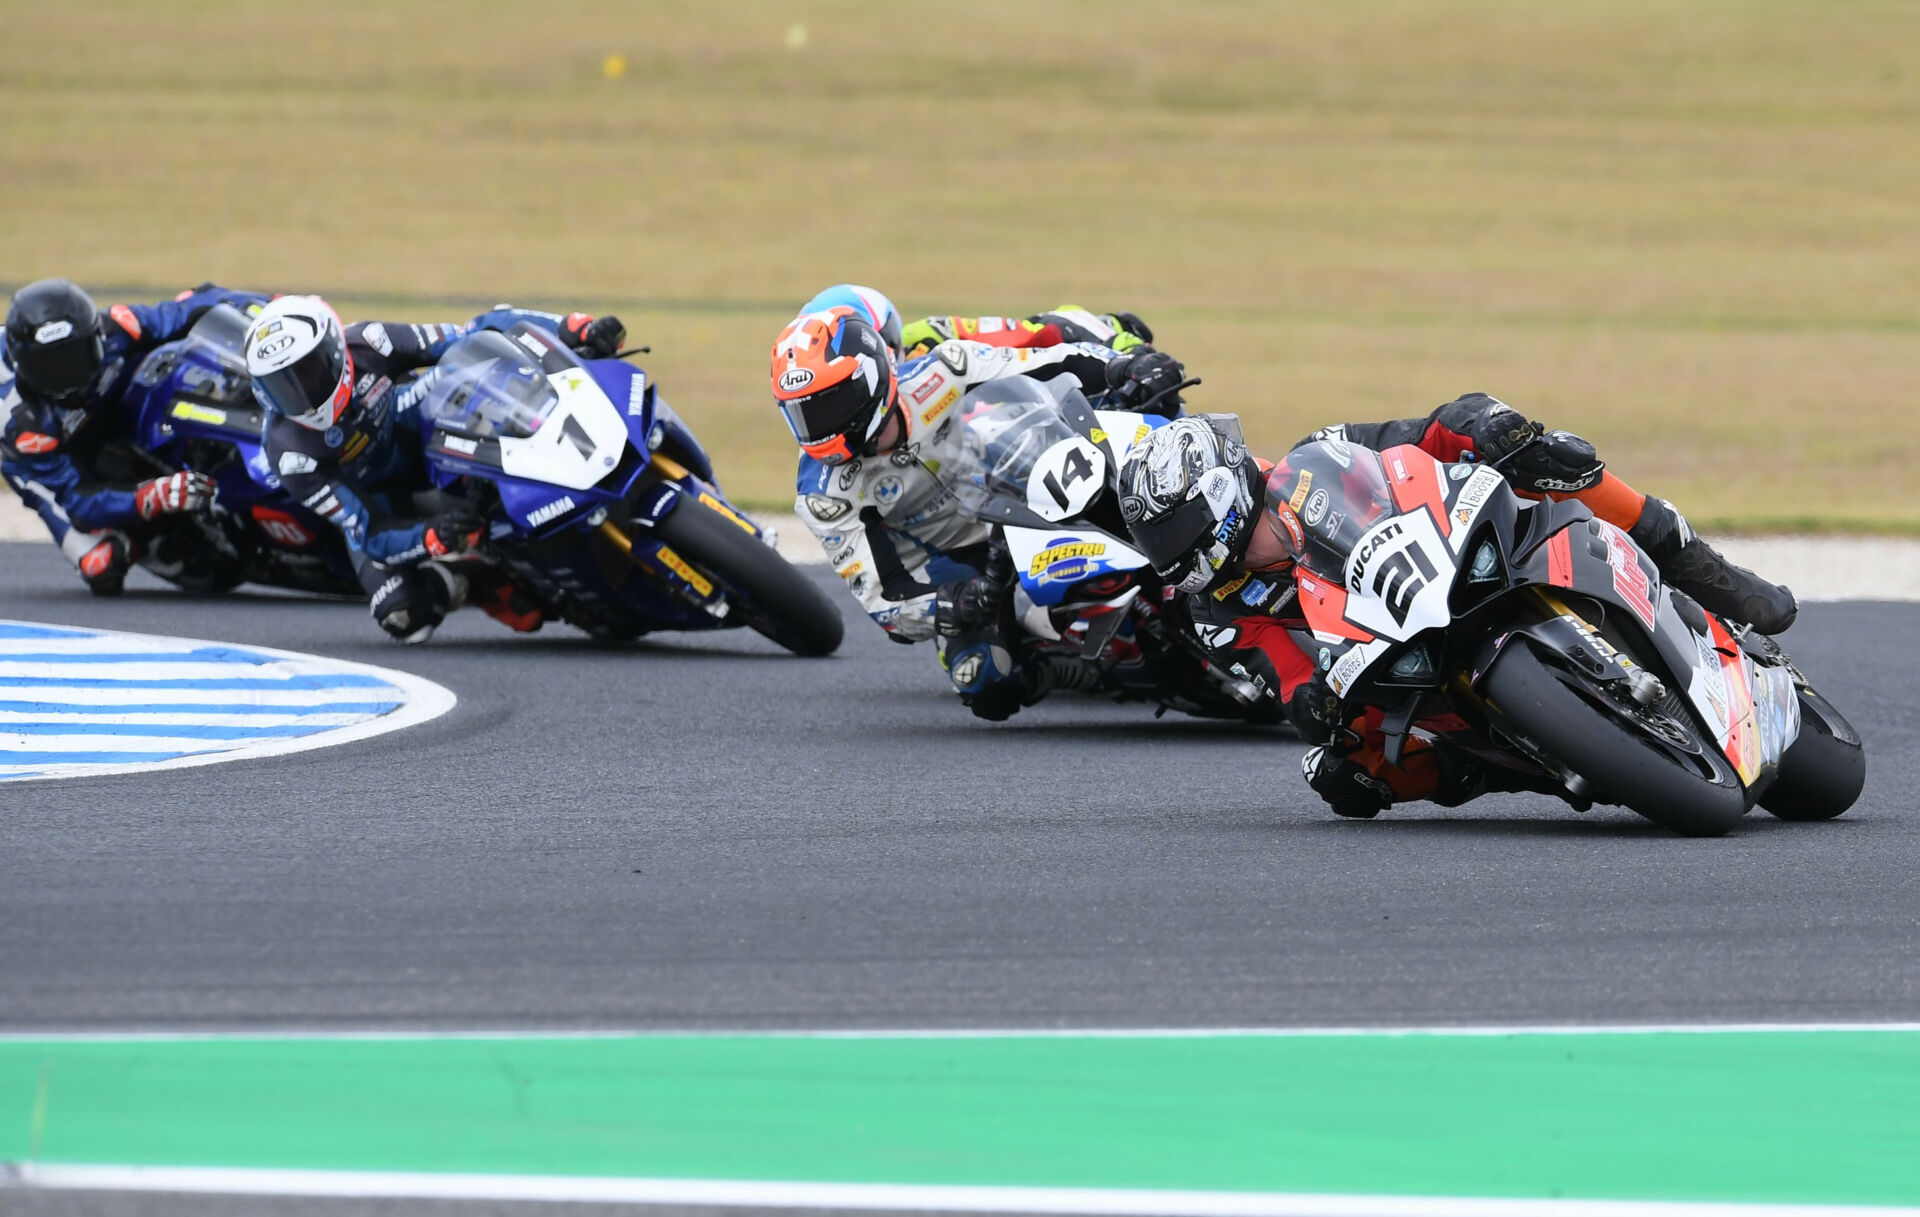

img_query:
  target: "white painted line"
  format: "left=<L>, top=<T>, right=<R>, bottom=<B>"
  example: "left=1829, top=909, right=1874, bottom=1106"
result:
left=3, top=1164, right=1910, bottom=1216
left=0, top=1021, right=1916, bottom=1043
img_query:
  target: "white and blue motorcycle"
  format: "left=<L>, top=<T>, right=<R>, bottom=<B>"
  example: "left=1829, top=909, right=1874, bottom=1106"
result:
left=949, top=377, right=1278, bottom=721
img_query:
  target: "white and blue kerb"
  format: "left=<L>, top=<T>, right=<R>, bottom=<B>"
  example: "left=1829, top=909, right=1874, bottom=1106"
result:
left=0, top=619, right=456, bottom=782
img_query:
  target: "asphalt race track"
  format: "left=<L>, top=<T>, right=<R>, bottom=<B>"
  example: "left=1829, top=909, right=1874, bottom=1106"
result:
left=3, top=540, right=1918, bottom=1036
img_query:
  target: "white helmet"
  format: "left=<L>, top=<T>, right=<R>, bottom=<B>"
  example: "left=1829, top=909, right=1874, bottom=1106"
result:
left=246, top=295, right=352, bottom=430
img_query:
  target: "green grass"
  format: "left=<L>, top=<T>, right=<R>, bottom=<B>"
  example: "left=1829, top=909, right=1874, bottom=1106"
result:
left=3, top=1, right=1917, bottom=526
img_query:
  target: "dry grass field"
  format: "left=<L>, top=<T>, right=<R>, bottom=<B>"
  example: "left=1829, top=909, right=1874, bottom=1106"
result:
left=3, top=0, right=1917, bottom=525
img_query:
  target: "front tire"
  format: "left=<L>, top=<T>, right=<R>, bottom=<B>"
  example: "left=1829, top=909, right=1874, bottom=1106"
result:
left=1761, top=687, right=1865, bottom=821
left=652, top=497, right=844, bottom=656
left=1483, top=642, right=1748, bottom=837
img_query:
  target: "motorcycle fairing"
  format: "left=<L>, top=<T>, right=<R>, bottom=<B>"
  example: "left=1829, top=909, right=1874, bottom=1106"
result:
left=1004, top=524, right=1149, bottom=610
left=1294, top=442, right=1800, bottom=787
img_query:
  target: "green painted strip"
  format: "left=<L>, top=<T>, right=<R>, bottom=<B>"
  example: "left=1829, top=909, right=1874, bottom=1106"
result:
left=2, top=1032, right=1916, bottom=1206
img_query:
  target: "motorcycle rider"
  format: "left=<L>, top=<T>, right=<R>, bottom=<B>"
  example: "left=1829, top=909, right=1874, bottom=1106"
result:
left=2, top=278, right=270, bottom=593
left=796, top=284, right=1156, bottom=363
left=1118, top=393, right=1800, bottom=818
left=771, top=303, right=1189, bottom=719
left=246, top=294, right=627, bottom=642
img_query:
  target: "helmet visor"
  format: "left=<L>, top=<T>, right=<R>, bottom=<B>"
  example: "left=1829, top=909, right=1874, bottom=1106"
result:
left=777, top=374, right=883, bottom=448
left=254, top=339, right=347, bottom=423
left=1130, top=492, right=1220, bottom=575
left=15, top=329, right=103, bottom=398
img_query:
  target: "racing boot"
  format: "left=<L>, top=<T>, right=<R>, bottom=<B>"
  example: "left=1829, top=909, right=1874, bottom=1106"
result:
left=76, top=532, right=132, bottom=597
left=1629, top=498, right=1797, bottom=634
left=477, top=578, right=545, bottom=633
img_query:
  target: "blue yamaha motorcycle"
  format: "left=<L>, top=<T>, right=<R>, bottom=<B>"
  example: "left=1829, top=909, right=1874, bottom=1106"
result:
left=120, top=303, right=362, bottom=594
left=413, top=324, right=843, bottom=655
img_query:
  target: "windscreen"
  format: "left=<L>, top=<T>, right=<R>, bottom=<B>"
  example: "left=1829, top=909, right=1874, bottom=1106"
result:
left=1273, top=439, right=1398, bottom=581
left=947, top=376, right=1085, bottom=514
left=419, top=330, right=559, bottom=440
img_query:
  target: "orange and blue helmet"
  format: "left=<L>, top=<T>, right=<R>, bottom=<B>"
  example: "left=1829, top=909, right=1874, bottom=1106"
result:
left=771, top=308, right=896, bottom=466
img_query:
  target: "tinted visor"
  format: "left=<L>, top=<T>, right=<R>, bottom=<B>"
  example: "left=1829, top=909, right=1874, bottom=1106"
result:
left=777, top=374, right=881, bottom=447
left=254, top=340, right=346, bottom=421
left=1131, top=493, right=1219, bottom=574
left=15, top=330, right=104, bottom=398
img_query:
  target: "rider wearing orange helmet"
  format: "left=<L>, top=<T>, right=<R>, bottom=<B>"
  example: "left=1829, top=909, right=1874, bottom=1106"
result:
left=772, top=304, right=1186, bottom=717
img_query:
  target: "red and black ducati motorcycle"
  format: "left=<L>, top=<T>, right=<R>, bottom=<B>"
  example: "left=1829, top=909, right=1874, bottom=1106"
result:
left=1278, top=439, right=1864, bottom=836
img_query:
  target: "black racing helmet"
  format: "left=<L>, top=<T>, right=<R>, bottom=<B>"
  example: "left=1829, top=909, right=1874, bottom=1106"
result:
left=5, top=279, right=104, bottom=403
left=1117, top=414, right=1264, bottom=594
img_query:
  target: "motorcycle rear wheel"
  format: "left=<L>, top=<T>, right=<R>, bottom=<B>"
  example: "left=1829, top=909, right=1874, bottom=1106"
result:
left=1760, top=687, right=1865, bottom=821
left=652, top=498, right=845, bottom=657
left=1483, top=642, right=1748, bottom=837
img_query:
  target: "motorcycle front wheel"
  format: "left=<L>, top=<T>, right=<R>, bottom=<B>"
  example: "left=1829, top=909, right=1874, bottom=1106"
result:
left=652, top=498, right=845, bottom=657
left=1482, top=642, right=1748, bottom=837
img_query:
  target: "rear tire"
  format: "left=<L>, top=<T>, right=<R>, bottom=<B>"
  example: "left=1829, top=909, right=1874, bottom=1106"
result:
left=1761, top=688, right=1865, bottom=821
left=1483, top=643, right=1748, bottom=837
left=652, top=497, right=844, bottom=656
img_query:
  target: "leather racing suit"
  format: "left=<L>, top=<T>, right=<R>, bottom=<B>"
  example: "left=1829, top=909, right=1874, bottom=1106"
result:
left=1187, top=391, right=1795, bottom=816
left=262, top=306, right=603, bottom=631
left=793, top=338, right=1129, bottom=642
left=1, top=284, right=269, bottom=580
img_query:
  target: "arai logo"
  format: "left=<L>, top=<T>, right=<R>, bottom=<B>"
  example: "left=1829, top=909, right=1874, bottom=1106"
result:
left=777, top=367, right=815, bottom=393
left=33, top=320, right=74, bottom=344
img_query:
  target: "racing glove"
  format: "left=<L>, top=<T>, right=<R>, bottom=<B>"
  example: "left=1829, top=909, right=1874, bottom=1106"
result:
left=934, top=542, right=1014, bottom=638
left=1457, top=395, right=1605, bottom=495
left=1104, top=349, right=1187, bottom=417
left=1283, top=670, right=1345, bottom=745
left=134, top=472, right=216, bottom=520
left=423, top=508, right=487, bottom=558
left=560, top=313, right=627, bottom=360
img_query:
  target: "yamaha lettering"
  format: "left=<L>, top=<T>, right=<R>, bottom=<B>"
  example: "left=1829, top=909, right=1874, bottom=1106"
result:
left=527, top=495, right=576, bottom=526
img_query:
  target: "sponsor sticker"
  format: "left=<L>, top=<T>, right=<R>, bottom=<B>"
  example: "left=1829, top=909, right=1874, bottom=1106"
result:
left=1303, top=487, right=1329, bottom=528
left=1288, top=470, right=1313, bottom=513
left=32, top=320, right=73, bottom=344
left=777, top=366, right=815, bottom=393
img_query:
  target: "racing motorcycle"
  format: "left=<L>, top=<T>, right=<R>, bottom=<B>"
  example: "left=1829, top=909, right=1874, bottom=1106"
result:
left=119, top=303, right=361, bottom=594
left=1276, top=438, right=1864, bottom=835
left=412, top=323, right=843, bottom=655
left=950, top=376, right=1278, bottom=721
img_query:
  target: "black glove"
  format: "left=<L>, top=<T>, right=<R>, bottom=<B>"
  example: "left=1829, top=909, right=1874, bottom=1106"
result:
left=1456, top=393, right=1605, bottom=494
left=423, top=508, right=486, bottom=558
left=935, top=574, right=1005, bottom=639
left=1105, top=348, right=1187, bottom=417
left=1302, top=744, right=1394, bottom=819
left=560, top=312, right=627, bottom=360
left=1283, top=670, right=1344, bottom=745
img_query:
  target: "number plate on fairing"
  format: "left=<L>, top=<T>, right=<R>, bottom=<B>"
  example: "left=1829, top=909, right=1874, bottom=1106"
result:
left=1340, top=510, right=1454, bottom=640
left=1026, top=436, right=1107, bottom=523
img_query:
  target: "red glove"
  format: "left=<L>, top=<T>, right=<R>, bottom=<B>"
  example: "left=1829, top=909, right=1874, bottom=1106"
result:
left=424, top=509, right=486, bottom=557
left=559, top=312, right=627, bottom=359
left=134, top=472, right=216, bottom=520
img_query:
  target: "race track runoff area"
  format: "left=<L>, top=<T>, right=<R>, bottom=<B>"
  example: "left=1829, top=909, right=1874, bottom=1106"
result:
left=3, top=1028, right=1919, bottom=1213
